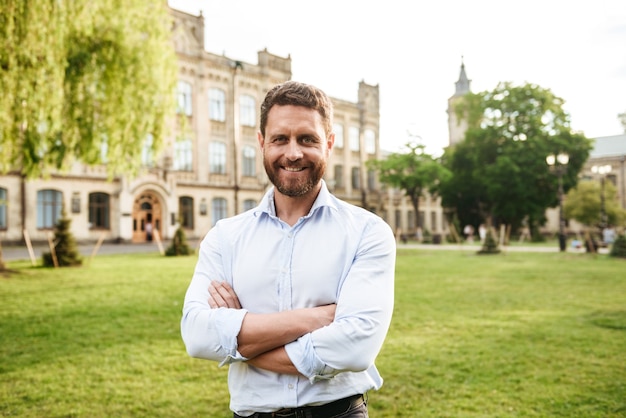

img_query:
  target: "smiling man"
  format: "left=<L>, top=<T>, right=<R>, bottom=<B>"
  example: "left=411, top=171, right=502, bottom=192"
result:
left=181, top=81, right=396, bottom=418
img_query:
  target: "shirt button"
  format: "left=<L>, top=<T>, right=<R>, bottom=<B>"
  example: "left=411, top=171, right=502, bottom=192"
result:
left=288, top=384, right=294, bottom=389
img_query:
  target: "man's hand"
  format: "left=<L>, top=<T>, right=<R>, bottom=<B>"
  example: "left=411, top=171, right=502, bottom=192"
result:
left=208, top=280, right=241, bottom=309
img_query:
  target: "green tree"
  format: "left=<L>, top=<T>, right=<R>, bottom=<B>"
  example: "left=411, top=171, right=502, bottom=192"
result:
left=563, top=180, right=626, bottom=228
left=0, top=0, right=178, bottom=179
left=440, top=82, right=593, bottom=235
left=368, top=142, right=451, bottom=230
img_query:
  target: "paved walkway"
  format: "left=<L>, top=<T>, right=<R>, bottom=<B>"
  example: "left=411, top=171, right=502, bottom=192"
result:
left=2, top=239, right=607, bottom=262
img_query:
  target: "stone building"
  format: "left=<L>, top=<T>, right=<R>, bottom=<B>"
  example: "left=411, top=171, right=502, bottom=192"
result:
left=0, top=7, right=384, bottom=244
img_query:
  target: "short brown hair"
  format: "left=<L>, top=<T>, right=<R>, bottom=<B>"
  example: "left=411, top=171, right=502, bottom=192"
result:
left=259, top=80, right=334, bottom=137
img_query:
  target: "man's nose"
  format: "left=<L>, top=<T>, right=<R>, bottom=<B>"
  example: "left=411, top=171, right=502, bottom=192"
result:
left=285, top=140, right=303, bottom=160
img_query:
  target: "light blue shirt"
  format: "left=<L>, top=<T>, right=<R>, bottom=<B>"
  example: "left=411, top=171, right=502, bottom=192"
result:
left=181, top=181, right=395, bottom=416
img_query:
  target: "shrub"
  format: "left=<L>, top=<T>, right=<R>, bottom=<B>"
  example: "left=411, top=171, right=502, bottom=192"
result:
left=42, top=213, right=83, bottom=267
left=165, top=227, right=193, bottom=256
left=609, top=233, right=626, bottom=258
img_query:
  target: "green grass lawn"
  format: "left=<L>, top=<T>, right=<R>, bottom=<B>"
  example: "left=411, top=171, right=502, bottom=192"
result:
left=1, top=250, right=625, bottom=417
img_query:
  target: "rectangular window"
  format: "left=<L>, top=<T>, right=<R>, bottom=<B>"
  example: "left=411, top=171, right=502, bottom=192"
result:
left=333, top=123, right=344, bottom=148
left=365, top=129, right=376, bottom=154
left=211, top=198, right=227, bottom=226
left=334, top=165, right=344, bottom=188
left=179, top=196, right=194, bottom=229
left=208, top=88, right=226, bottom=121
left=242, top=145, right=256, bottom=177
left=37, top=189, right=63, bottom=229
left=243, top=199, right=257, bottom=211
left=89, top=192, right=110, bottom=229
left=210, top=141, right=227, bottom=174
left=395, top=209, right=402, bottom=230
left=173, top=138, right=193, bottom=171
left=351, top=166, right=360, bottom=189
left=367, top=169, right=376, bottom=191
left=239, top=94, right=256, bottom=127
left=177, top=80, right=193, bottom=116
left=0, top=188, right=7, bottom=229
left=349, top=127, right=360, bottom=151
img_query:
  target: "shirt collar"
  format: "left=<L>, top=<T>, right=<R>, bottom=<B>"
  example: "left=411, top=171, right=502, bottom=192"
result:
left=254, top=180, right=337, bottom=218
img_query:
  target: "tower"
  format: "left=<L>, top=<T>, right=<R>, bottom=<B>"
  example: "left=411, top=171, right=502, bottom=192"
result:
left=447, top=58, right=471, bottom=147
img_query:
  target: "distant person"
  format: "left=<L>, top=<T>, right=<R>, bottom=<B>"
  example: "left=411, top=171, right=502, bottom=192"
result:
left=464, top=224, right=475, bottom=243
left=478, top=224, right=487, bottom=242
left=145, top=221, right=153, bottom=241
left=181, top=81, right=396, bottom=417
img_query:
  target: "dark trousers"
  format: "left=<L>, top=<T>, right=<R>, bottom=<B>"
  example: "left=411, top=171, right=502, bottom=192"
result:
left=233, top=394, right=368, bottom=418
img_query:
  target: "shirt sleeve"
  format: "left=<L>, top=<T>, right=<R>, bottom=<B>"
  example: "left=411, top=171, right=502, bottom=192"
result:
left=285, top=217, right=396, bottom=382
left=180, top=227, right=249, bottom=366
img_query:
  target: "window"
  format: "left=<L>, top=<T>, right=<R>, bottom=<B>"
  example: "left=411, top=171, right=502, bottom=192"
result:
left=243, top=199, right=257, bottom=211
left=179, top=196, right=194, bottom=229
left=210, top=141, right=227, bottom=174
left=408, top=211, right=415, bottom=230
left=349, top=127, right=360, bottom=151
left=89, top=192, right=110, bottom=229
left=0, top=188, right=6, bottom=229
left=177, top=80, right=193, bottom=116
left=242, top=145, right=256, bottom=177
left=394, top=209, right=402, bottom=230
left=142, top=134, right=154, bottom=166
left=240, top=94, right=256, bottom=127
left=211, top=198, right=227, bottom=226
left=208, top=88, right=226, bottom=121
left=351, top=167, right=361, bottom=189
left=367, top=169, right=376, bottom=191
left=333, top=123, right=344, bottom=148
left=37, top=189, right=63, bottom=229
left=431, top=212, right=437, bottom=233
left=334, top=165, right=344, bottom=188
left=173, top=138, right=193, bottom=171
left=365, top=129, right=376, bottom=154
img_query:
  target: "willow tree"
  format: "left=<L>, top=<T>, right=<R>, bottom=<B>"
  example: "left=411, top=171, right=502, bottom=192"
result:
left=0, top=0, right=178, bottom=179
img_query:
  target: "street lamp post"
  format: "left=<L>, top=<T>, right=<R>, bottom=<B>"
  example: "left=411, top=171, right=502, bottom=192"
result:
left=546, top=153, right=569, bottom=252
left=591, top=164, right=612, bottom=231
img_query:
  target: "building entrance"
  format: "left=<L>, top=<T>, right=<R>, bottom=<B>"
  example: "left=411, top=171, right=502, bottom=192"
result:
left=132, top=192, right=162, bottom=243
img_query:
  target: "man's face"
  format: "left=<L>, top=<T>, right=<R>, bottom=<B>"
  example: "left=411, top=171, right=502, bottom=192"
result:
left=258, top=105, right=334, bottom=198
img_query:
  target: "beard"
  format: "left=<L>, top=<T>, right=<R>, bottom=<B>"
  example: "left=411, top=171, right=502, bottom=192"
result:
left=263, top=157, right=326, bottom=197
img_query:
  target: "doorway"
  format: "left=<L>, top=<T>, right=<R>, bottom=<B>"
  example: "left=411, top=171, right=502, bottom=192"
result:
left=132, top=192, right=162, bottom=243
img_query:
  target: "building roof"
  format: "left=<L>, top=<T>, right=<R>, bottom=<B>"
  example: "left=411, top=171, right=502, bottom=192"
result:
left=590, top=134, right=626, bottom=158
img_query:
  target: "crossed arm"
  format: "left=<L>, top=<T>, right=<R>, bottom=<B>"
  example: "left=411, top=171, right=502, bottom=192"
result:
left=209, top=280, right=336, bottom=375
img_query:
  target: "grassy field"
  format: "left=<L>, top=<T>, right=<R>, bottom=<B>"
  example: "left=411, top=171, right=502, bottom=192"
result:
left=1, top=249, right=625, bottom=417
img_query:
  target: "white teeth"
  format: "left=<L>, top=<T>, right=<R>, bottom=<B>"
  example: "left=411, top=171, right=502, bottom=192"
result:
left=284, top=167, right=303, bottom=172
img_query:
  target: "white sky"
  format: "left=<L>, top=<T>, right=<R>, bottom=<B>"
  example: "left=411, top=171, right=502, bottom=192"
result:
left=168, top=0, right=626, bottom=155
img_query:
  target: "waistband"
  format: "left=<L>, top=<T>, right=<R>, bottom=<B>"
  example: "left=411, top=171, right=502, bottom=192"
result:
left=235, top=394, right=365, bottom=418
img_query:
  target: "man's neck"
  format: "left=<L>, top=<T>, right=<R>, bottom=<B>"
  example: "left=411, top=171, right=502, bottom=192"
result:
left=274, top=186, right=321, bottom=227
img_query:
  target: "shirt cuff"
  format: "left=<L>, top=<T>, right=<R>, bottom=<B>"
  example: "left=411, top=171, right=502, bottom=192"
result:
left=285, top=334, right=338, bottom=383
left=216, top=308, right=249, bottom=367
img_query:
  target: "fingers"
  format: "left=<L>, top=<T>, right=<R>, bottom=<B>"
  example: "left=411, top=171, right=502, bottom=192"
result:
left=208, top=280, right=241, bottom=309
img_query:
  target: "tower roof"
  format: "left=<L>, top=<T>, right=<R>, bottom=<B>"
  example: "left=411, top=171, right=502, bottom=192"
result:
left=454, top=58, right=471, bottom=97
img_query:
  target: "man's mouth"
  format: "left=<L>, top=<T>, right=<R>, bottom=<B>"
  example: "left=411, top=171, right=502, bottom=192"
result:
left=283, top=166, right=305, bottom=172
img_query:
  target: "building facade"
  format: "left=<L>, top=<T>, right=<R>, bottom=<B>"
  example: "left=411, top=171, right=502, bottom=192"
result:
left=0, top=8, right=385, bottom=245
